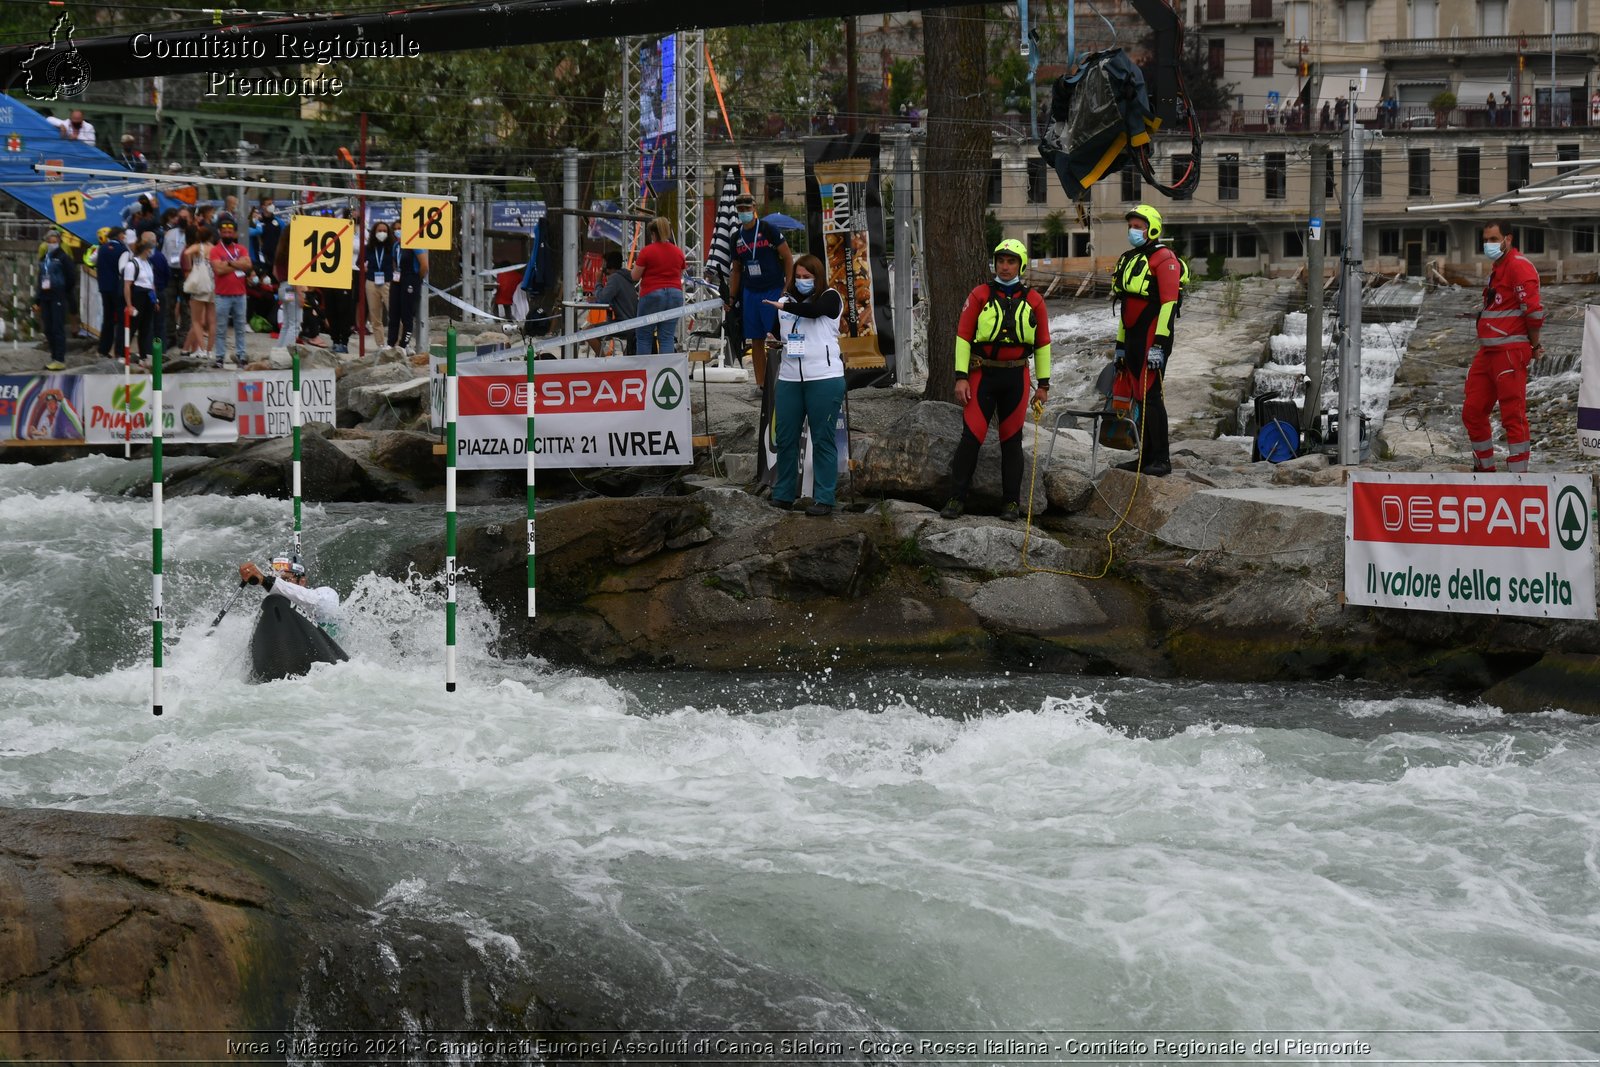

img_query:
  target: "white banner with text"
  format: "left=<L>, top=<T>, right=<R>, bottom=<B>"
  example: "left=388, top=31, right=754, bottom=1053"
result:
left=83, top=370, right=336, bottom=444
left=431, top=354, right=692, bottom=470
left=1580, top=305, right=1600, bottom=457
left=1344, top=470, right=1596, bottom=620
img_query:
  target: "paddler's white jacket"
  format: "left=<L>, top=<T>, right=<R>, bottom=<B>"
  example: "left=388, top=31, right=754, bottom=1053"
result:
left=264, top=574, right=340, bottom=627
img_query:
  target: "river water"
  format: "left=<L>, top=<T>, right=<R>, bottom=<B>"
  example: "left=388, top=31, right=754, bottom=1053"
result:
left=2, top=456, right=1598, bottom=1063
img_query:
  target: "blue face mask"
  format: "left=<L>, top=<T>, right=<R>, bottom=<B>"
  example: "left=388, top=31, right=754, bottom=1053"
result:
left=795, top=278, right=815, bottom=295
left=738, top=212, right=754, bottom=225
left=1128, top=228, right=1147, bottom=247
left=1484, top=241, right=1504, bottom=259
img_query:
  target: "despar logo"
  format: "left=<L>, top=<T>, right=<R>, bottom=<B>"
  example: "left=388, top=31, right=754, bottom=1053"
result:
left=459, top=371, right=648, bottom=416
left=21, top=12, right=92, bottom=101
left=652, top=367, right=684, bottom=410
left=1351, top=481, right=1550, bottom=549
left=1555, top=486, right=1590, bottom=551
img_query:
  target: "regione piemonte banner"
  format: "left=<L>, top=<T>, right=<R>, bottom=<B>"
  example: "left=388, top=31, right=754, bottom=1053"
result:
left=432, top=354, right=692, bottom=471
left=1344, top=470, right=1596, bottom=620
left=82, top=370, right=335, bottom=444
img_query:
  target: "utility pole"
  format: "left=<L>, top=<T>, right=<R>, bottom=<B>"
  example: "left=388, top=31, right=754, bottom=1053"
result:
left=416, top=148, right=430, bottom=355
left=846, top=16, right=858, bottom=134
left=1337, top=77, right=1365, bottom=466
left=1304, top=141, right=1326, bottom=438
left=891, top=128, right=914, bottom=386
left=562, top=146, right=579, bottom=358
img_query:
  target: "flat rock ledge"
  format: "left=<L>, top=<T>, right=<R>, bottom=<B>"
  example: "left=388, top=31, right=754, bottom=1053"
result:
left=398, top=463, right=1600, bottom=714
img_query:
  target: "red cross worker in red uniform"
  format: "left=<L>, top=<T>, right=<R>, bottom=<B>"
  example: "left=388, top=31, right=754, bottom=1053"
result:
left=1465, top=220, right=1543, bottom=472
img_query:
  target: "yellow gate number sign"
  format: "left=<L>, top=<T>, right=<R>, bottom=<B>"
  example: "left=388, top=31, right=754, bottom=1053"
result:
left=401, top=197, right=453, bottom=251
left=286, top=215, right=356, bottom=289
left=51, top=190, right=86, bottom=223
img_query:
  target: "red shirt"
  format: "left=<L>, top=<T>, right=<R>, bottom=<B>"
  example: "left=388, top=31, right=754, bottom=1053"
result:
left=635, top=242, right=685, bottom=296
left=210, top=240, right=249, bottom=297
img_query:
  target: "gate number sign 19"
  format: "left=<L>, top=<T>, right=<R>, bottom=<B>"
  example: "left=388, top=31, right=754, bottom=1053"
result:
left=287, top=216, right=355, bottom=289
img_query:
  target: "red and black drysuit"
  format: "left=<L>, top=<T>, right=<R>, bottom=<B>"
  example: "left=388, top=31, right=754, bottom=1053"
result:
left=1112, top=242, right=1182, bottom=469
left=947, top=279, right=1052, bottom=506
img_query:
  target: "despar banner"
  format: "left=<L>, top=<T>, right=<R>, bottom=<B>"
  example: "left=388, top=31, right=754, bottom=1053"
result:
left=438, top=354, right=692, bottom=470
left=83, top=371, right=333, bottom=444
left=0, top=374, right=85, bottom=442
left=805, top=133, right=894, bottom=371
left=1580, top=305, right=1600, bottom=457
left=1344, top=470, right=1597, bottom=621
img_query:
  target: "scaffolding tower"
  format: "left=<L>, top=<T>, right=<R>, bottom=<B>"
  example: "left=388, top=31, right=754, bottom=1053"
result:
left=620, top=31, right=706, bottom=275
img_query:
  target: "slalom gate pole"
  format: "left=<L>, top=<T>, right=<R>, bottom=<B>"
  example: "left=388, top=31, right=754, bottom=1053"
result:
left=444, top=324, right=458, bottom=692
left=151, top=339, right=164, bottom=716
left=291, top=347, right=302, bottom=560
left=123, top=303, right=133, bottom=458
left=526, top=341, right=536, bottom=619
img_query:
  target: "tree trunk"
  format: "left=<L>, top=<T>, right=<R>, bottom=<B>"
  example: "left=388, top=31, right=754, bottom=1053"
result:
left=921, top=6, right=990, bottom=402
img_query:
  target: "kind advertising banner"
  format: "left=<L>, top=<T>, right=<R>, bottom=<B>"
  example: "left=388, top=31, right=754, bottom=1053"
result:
left=1580, top=305, right=1600, bottom=457
left=1345, top=470, right=1596, bottom=620
left=804, top=132, right=895, bottom=371
left=0, top=373, right=85, bottom=442
left=432, top=354, right=691, bottom=470
left=82, top=370, right=334, bottom=444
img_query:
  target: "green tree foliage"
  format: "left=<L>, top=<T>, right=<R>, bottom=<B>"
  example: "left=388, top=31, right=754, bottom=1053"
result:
left=887, top=58, right=923, bottom=116
left=706, top=22, right=844, bottom=136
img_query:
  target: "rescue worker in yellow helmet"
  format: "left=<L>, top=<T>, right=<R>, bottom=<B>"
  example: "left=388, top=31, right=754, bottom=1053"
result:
left=940, top=238, right=1052, bottom=521
left=1112, top=204, right=1182, bottom=476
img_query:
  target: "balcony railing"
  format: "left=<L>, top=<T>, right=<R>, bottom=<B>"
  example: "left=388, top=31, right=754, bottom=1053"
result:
left=1201, top=0, right=1278, bottom=23
left=1381, top=32, right=1600, bottom=58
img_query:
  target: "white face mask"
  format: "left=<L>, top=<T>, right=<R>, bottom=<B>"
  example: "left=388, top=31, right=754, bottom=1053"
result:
left=375, top=231, right=389, bottom=243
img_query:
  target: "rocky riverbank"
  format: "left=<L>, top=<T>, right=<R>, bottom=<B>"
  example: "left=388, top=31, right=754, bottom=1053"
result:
left=7, top=279, right=1598, bottom=712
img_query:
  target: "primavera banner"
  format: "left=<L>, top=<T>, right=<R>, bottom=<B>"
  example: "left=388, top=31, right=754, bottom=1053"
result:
left=1345, top=470, right=1596, bottom=620
left=431, top=353, right=691, bottom=470
left=804, top=132, right=895, bottom=370
left=0, top=373, right=85, bottom=442
left=82, top=370, right=335, bottom=444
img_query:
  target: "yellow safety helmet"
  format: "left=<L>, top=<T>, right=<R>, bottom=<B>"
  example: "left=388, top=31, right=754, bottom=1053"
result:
left=1126, top=204, right=1165, bottom=240
left=993, top=237, right=1029, bottom=274
left=96, top=226, right=114, bottom=243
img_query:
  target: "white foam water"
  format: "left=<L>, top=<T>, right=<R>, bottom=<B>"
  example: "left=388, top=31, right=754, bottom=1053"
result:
left=1, top=460, right=1597, bottom=1060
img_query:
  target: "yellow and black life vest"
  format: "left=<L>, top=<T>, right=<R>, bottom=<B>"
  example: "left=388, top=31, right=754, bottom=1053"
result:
left=973, top=283, right=1039, bottom=355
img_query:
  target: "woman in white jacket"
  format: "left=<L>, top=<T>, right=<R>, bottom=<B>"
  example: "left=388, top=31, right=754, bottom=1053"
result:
left=764, top=253, right=845, bottom=515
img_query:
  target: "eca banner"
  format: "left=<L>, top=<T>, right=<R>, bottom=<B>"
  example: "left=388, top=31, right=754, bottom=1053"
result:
left=1345, top=471, right=1596, bottom=620
left=1580, top=305, right=1600, bottom=457
left=433, top=354, right=691, bottom=470
left=82, top=370, right=335, bottom=444
left=0, top=374, right=86, bottom=442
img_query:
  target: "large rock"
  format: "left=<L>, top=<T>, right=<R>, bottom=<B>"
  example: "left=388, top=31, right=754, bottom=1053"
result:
left=164, top=430, right=383, bottom=501
left=347, top=377, right=431, bottom=425
left=1045, top=467, right=1095, bottom=513
left=1154, top=485, right=1347, bottom=570
left=963, top=572, right=1109, bottom=632
left=920, top=524, right=1075, bottom=573
left=0, top=808, right=583, bottom=1062
left=366, top=429, right=443, bottom=489
left=855, top=400, right=1089, bottom=515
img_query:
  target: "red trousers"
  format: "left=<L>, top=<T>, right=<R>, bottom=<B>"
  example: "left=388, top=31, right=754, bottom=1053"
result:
left=1462, top=344, right=1531, bottom=471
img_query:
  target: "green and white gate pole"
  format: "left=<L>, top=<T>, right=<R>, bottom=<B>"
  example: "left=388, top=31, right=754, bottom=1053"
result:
left=291, top=348, right=302, bottom=560
left=445, top=325, right=458, bottom=691
left=151, top=339, right=164, bottom=716
left=526, top=342, right=536, bottom=618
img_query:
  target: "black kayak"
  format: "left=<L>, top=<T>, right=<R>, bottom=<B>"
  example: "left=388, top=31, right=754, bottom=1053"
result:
left=248, top=596, right=348, bottom=682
